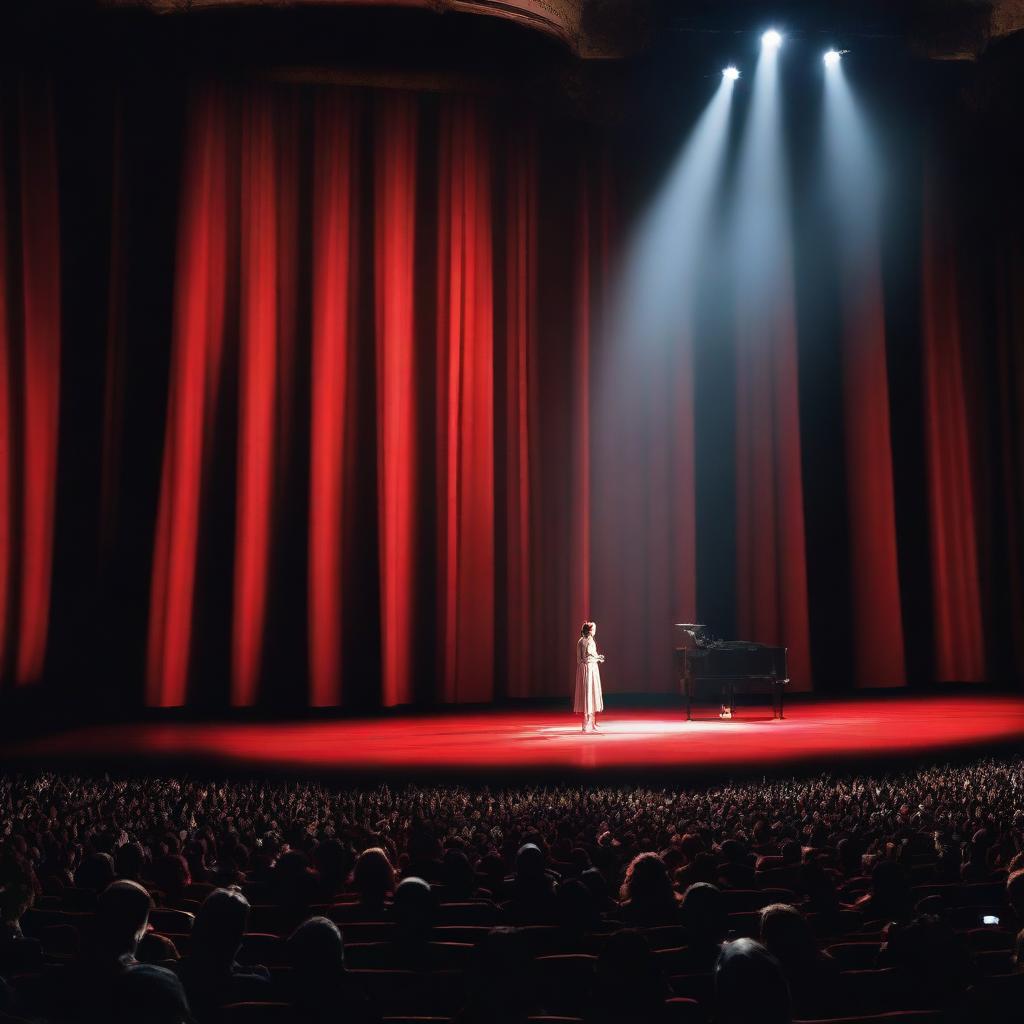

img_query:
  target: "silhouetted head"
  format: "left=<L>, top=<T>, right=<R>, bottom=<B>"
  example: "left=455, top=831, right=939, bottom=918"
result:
left=464, top=927, right=534, bottom=1022
left=715, top=938, right=791, bottom=1024
left=112, top=963, right=193, bottom=1024
left=759, top=904, right=817, bottom=965
left=288, top=915, right=345, bottom=976
left=681, top=882, right=726, bottom=944
left=98, top=879, right=154, bottom=957
left=556, top=878, right=597, bottom=933
left=443, top=848, right=476, bottom=899
left=1007, top=869, right=1024, bottom=918
left=621, top=852, right=675, bottom=909
left=76, top=852, right=116, bottom=894
left=191, top=887, right=250, bottom=968
left=393, top=876, right=437, bottom=936
left=515, top=844, right=546, bottom=882
left=352, top=847, right=395, bottom=905
left=596, top=929, right=668, bottom=1011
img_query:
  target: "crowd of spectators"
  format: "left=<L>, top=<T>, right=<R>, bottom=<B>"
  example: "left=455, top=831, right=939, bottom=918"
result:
left=2, top=756, right=1024, bottom=1022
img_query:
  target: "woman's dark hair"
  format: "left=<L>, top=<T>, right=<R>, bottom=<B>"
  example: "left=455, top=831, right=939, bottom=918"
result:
left=580, top=622, right=593, bottom=637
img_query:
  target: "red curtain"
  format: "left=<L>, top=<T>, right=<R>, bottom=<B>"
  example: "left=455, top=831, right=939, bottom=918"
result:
left=0, top=78, right=994, bottom=707
left=374, top=92, right=419, bottom=708
left=233, top=92, right=298, bottom=705
left=0, top=119, right=10, bottom=678
left=436, top=97, right=495, bottom=703
left=503, top=120, right=540, bottom=698
left=147, top=90, right=230, bottom=707
left=0, top=83, right=61, bottom=689
left=920, top=173, right=985, bottom=682
left=734, top=304, right=812, bottom=692
left=839, top=252, right=906, bottom=686
left=309, top=91, right=358, bottom=708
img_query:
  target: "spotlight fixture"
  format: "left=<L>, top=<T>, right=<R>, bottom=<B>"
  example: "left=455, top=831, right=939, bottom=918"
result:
left=762, top=29, right=783, bottom=50
left=823, top=49, right=841, bottom=67
left=723, top=66, right=740, bottom=81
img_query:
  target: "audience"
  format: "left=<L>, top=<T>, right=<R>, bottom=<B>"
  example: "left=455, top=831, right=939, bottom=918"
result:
left=3, top=755, right=1024, bottom=1022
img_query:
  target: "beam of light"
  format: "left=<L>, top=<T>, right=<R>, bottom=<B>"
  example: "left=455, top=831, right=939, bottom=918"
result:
left=729, top=19, right=814, bottom=690
left=733, top=31, right=790, bottom=305
left=824, top=49, right=841, bottom=68
left=822, top=45, right=907, bottom=688
left=723, top=66, right=740, bottom=81
left=822, top=51, right=880, bottom=264
left=609, top=74, right=735, bottom=352
left=762, top=29, right=782, bottom=50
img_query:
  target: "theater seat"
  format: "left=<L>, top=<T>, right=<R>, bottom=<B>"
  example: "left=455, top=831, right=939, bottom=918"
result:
left=963, top=926, right=1015, bottom=951
left=840, top=969, right=927, bottom=1015
left=726, top=911, right=761, bottom=938
left=662, top=997, right=704, bottom=1024
left=381, top=1019, right=452, bottom=1024
left=721, top=889, right=796, bottom=913
left=237, top=932, right=288, bottom=967
left=794, top=1013, right=944, bottom=1024
left=349, top=969, right=466, bottom=1017
left=643, top=925, right=689, bottom=950
left=534, top=954, right=597, bottom=1016
left=341, top=922, right=395, bottom=943
left=970, top=972, right=1024, bottom=1024
left=826, top=942, right=882, bottom=971
left=148, top=907, right=196, bottom=934
left=972, top=949, right=1014, bottom=976
left=222, top=1002, right=294, bottom=1024
left=435, top=902, right=500, bottom=926
left=667, top=973, right=714, bottom=1008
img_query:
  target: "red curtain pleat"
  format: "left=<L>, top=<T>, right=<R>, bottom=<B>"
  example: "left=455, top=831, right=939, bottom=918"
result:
left=16, top=84, right=61, bottom=686
left=921, top=178, right=985, bottom=682
left=147, top=91, right=229, bottom=706
left=436, top=97, right=494, bottom=703
left=308, top=92, right=357, bottom=707
left=840, top=256, right=906, bottom=686
left=734, top=276, right=812, bottom=691
left=504, top=122, right=539, bottom=698
left=0, top=137, right=9, bottom=676
left=994, top=235, right=1024, bottom=677
left=375, top=92, right=419, bottom=708
left=233, top=92, right=282, bottom=706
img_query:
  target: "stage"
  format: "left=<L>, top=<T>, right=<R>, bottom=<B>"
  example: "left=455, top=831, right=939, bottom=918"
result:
left=7, top=695, right=1024, bottom=777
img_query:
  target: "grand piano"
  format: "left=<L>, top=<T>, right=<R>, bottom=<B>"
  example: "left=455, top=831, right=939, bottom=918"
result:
left=674, top=624, right=789, bottom=720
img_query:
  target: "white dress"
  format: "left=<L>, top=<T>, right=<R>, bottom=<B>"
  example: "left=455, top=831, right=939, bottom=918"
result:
left=573, top=635, right=604, bottom=715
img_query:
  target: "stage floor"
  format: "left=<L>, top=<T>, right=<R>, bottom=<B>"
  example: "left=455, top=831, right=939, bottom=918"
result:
left=7, top=695, right=1024, bottom=777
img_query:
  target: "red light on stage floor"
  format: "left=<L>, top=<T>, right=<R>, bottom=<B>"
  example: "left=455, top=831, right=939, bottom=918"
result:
left=11, top=697, right=1024, bottom=775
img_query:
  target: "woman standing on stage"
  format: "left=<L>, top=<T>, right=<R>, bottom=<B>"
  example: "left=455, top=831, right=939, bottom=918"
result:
left=574, top=621, right=605, bottom=733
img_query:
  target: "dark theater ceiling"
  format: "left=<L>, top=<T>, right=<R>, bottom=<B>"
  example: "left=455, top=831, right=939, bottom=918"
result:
left=97, top=0, right=1024, bottom=60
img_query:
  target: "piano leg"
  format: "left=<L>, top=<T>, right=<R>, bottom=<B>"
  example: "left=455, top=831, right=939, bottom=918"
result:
left=686, top=675, right=692, bottom=721
left=777, top=681, right=785, bottom=720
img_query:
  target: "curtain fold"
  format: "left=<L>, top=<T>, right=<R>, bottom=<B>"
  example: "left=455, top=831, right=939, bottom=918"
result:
left=436, top=96, right=495, bottom=703
left=375, top=92, right=419, bottom=708
left=15, top=84, right=61, bottom=687
left=920, top=173, right=985, bottom=682
left=503, top=119, right=539, bottom=698
left=147, top=89, right=230, bottom=707
left=308, top=90, right=358, bottom=708
left=839, top=253, right=906, bottom=686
